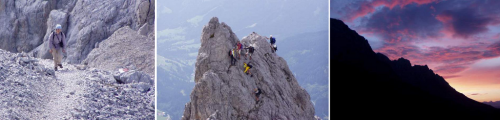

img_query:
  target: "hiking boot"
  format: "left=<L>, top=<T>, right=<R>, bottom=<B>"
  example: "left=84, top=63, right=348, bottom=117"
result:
left=55, top=67, right=58, bottom=71
left=58, top=64, right=63, bottom=68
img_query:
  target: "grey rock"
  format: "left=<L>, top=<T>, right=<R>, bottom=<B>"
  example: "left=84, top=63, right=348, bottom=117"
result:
left=63, top=0, right=154, bottom=64
left=138, top=23, right=154, bottom=36
left=207, top=110, right=219, bottom=120
left=115, top=70, right=153, bottom=85
left=75, top=64, right=87, bottom=70
left=45, top=68, right=55, bottom=76
left=83, top=26, right=154, bottom=77
left=131, top=82, right=152, bottom=93
left=182, top=17, right=315, bottom=120
left=94, top=42, right=99, bottom=48
left=1, top=0, right=155, bottom=65
left=0, top=0, right=51, bottom=53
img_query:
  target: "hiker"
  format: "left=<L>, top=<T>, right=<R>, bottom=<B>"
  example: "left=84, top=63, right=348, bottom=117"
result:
left=236, top=41, right=242, bottom=59
left=266, top=35, right=277, bottom=53
left=49, top=24, right=66, bottom=71
left=244, top=45, right=255, bottom=60
left=254, top=88, right=262, bottom=102
left=229, top=48, right=237, bottom=66
left=244, top=62, right=253, bottom=77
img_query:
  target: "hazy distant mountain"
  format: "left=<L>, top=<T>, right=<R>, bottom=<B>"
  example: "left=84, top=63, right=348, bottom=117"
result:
left=484, top=101, right=500, bottom=109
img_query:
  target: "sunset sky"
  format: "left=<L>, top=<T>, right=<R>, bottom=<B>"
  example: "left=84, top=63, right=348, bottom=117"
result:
left=331, top=0, right=500, bottom=102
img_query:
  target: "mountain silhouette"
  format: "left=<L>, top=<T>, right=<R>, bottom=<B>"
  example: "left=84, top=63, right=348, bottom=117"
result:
left=331, top=18, right=500, bottom=119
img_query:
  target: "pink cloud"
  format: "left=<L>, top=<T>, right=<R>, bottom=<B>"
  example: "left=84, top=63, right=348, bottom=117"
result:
left=344, top=0, right=438, bottom=22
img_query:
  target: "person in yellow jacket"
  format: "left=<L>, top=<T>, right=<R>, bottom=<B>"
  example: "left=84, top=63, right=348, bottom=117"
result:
left=229, top=48, right=237, bottom=66
left=244, top=62, right=253, bottom=77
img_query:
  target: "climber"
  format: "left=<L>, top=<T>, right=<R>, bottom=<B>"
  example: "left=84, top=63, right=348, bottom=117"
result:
left=49, top=24, right=66, bottom=71
left=265, top=35, right=277, bottom=53
left=254, top=88, right=262, bottom=102
left=244, top=45, right=255, bottom=60
left=244, top=62, right=253, bottom=77
left=236, top=41, right=243, bottom=59
left=229, top=48, right=237, bottom=66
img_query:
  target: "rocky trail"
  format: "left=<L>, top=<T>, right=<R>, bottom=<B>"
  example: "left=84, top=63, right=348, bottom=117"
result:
left=39, top=59, right=86, bottom=120
left=0, top=50, right=154, bottom=119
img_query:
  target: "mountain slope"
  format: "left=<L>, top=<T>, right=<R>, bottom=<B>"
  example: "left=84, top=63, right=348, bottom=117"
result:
left=277, top=30, right=329, bottom=119
left=331, top=18, right=500, bottom=119
left=181, top=17, right=315, bottom=120
left=83, top=25, right=155, bottom=76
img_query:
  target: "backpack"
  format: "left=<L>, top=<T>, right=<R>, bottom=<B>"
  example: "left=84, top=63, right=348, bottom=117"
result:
left=249, top=46, right=255, bottom=53
left=270, top=37, right=276, bottom=44
left=52, top=31, right=65, bottom=47
left=229, top=50, right=234, bottom=57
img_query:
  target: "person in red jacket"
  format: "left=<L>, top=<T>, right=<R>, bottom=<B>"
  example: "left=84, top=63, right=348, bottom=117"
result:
left=236, top=41, right=242, bottom=59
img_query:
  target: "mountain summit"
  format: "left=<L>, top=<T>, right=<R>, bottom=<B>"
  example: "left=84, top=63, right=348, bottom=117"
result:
left=181, top=17, right=316, bottom=120
left=331, top=18, right=500, bottom=119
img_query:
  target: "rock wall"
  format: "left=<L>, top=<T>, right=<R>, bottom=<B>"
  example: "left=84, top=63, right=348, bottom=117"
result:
left=0, top=0, right=155, bottom=64
left=83, top=26, right=155, bottom=77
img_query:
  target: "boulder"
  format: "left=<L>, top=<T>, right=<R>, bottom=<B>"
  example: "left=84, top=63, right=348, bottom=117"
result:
left=114, top=70, right=153, bottom=85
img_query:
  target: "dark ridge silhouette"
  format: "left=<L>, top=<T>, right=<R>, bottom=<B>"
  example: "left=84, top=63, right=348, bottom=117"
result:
left=331, top=18, right=500, bottom=119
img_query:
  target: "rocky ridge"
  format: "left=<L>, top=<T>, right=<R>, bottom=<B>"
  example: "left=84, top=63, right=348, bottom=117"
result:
left=181, top=17, right=315, bottom=120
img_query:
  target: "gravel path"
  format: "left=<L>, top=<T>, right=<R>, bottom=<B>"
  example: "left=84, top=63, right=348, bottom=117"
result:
left=39, top=59, right=86, bottom=120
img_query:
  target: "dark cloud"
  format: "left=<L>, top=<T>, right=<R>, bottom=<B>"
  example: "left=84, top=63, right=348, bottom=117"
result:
left=337, top=0, right=500, bottom=76
left=349, top=0, right=500, bottom=42
left=360, top=3, right=442, bottom=43
left=438, top=7, right=493, bottom=38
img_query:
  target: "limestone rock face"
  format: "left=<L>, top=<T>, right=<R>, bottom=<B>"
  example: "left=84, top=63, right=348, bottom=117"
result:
left=83, top=26, right=155, bottom=77
left=0, top=0, right=155, bottom=64
left=182, top=17, right=315, bottom=120
left=0, top=0, right=53, bottom=53
left=63, top=0, right=155, bottom=64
